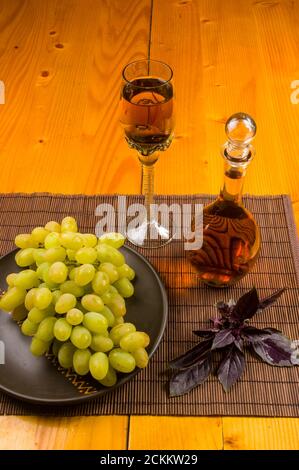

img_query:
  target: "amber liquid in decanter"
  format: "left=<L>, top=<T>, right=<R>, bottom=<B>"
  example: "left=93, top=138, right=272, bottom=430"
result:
left=187, top=113, right=261, bottom=287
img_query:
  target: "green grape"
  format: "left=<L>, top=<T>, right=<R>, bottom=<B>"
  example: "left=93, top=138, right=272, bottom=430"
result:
left=101, top=285, right=118, bottom=304
left=97, top=305, right=115, bottom=327
left=44, top=304, right=56, bottom=316
left=42, top=271, right=59, bottom=290
left=98, top=232, right=125, bottom=249
left=109, top=349, right=136, bottom=373
left=132, top=348, right=149, bottom=368
left=6, top=273, right=17, bottom=287
left=60, top=280, right=85, bottom=297
left=81, top=233, right=97, bottom=248
left=55, top=293, right=77, bottom=314
left=44, top=232, right=61, bottom=249
left=113, top=278, right=134, bottom=298
left=90, top=334, right=114, bottom=353
left=77, top=301, right=87, bottom=314
left=98, top=365, right=117, bottom=387
left=14, top=269, right=39, bottom=290
left=15, top=234, right=35, bottom=249
left=11, top=304, right=28, bottom=321
left=33, top=248, right=47, bottom=265
left=91, top=271, right=110, bottom=295
left=66, top=308, right=83, bottom=326
left=81, top=294, right=104, bottom=313
left=25, top=288, right=38, bottom=311
left=44, top=247, right=66, bottom=263
left=15, top=248, right=35, bottom=267
left=21, top=318, right=38, bottom=336
left=30, top=337, right=50, bottom=356
left=120, top=332, right=150, bottom=352
left=68, top=267, right=77, bottom=280
left=35, top=316, right=56, bottom=342
left=83, top=312, right=108, bottom=334
left=51, top=289, right=62, bottom=305
left=53, top=318, right=72, bottom=341
left=74, top=264, right=95, bottom=286
left=61, top=216, right=78, bottom=233
left=96, top=244, right=125, bottom=267
left=109, top=323, right=136, bottom=346
left=48, top=261, right=68, bottom=284
left=117, top=264, right=136, bottom=281
left=36, top=262, right=50, bottom=280
left=60, top=232, right=83, bottom=250
left=33, top=287, right=53, bottom=310
left=71, top=326, right=92, bottom=349
left=45, top=221, right=61, bottom=233
left=114, top=316, right=124, bottom=325
left=89, top=352, right=109, bottom=380
left=28, top=307, right=50, bottom=324
left=107, top=294, right=126, bottom=317
left=58, top=341, right=76, bottom=368
left=31, top=227, right=49, bottom=244
left=73, top=348, right=91, bottom=375
left=99, top=262, right=119, bottom=284
left=75, top=247, right=97, bottom=264
left=0, top=286, right=26, bottom=311
left=52, top=339, right=63, bottom=356
left=66, top=249, right=76, bottom=261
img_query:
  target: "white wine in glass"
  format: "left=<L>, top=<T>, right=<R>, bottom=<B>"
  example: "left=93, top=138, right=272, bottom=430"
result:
left=120, top=59, right=175, bottom=248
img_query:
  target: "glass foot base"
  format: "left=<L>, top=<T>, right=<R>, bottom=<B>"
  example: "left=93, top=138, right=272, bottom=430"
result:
left=127, top=220, right=174, bottom=249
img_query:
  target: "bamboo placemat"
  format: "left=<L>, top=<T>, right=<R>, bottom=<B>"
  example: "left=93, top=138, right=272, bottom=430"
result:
left=0, top=193, right=298, bottom=417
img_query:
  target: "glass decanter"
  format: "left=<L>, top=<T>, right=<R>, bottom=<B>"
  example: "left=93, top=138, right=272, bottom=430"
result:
left=187, top=112, right=261, bottom=287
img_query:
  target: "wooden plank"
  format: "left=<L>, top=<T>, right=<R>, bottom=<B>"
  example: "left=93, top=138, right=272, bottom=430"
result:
left=128, top=0, right=299, bottom=451
left=0, top=0, right=298, bottom=452
left=129, top=417, right=223, bottom=450
left=0, top=0, right=151, bottom=451
left=0, top=0, right=151, bottom=194
left=149, top=0, right=299, bottom=204
left=223, top=418, right=299, bottom=450
left=0, top=416, right=128, bottom=450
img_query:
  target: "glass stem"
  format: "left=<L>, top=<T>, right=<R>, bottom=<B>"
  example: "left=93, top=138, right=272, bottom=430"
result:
left=141, top=163, right=155, bottom=223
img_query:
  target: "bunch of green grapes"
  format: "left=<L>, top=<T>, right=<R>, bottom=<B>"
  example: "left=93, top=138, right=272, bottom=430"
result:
left=0, top=217, right=150, bottom=387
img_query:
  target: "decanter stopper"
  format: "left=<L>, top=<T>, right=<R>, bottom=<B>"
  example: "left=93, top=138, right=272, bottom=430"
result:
left=224, top=112, right=257, bottom=163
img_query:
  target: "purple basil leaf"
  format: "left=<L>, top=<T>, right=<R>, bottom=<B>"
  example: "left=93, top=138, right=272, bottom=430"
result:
left=169, top=338, right=213, bottom=370
left=259, top=288, right=285, bottom=310
left=251, top=333, right=294, bottom=366
left=263, top=327, right=282, bottom=334
left=169, top=355, right=212, bottom=397
left=211, top=329, right=235, bottom=350
left=217, top=344, right=245, bottom=392
left=234, top=336, right=244, bottom=352
left=241, top=326, right=274, bottom=341
left=193, top=329, right=217, bottom=339
left=230, top=287, right=260, bottom=322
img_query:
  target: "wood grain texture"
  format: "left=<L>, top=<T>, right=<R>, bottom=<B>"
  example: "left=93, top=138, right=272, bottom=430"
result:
left=151, top=0, right=299, bottom=206
left=223, top=418, right=299, bottom=450
left=0, top=0, right=150, bottom=194
left=129, top=417, right=223, bottom=450
left=129, top=0, right=299, bottom=451
left=0, top=0, right=299, bottom=451
left=0, top=416, right=128, bottom=450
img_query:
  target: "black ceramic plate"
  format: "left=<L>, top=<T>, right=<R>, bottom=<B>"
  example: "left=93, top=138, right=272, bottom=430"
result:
left=0, top=246, right=167, bottom=405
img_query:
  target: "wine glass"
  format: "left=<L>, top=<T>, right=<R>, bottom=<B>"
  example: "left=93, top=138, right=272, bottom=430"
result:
left=120, top=59, right=175, bottom=248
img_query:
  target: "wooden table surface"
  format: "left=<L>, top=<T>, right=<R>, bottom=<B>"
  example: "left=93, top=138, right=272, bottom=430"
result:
left=0, top=0, right=299, bottom=450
